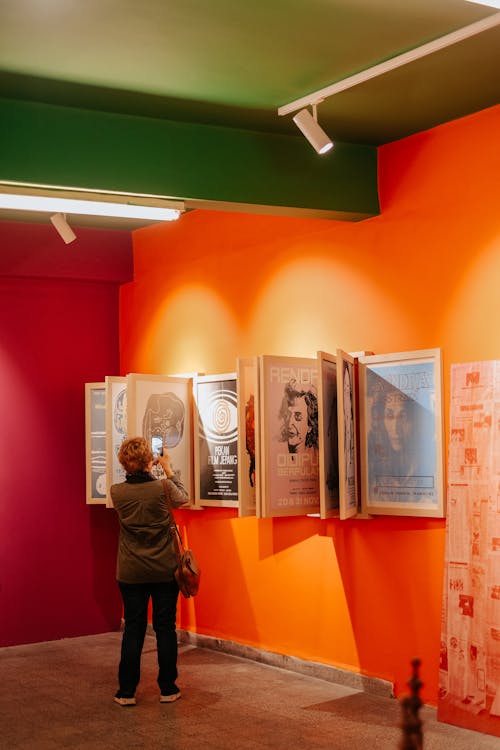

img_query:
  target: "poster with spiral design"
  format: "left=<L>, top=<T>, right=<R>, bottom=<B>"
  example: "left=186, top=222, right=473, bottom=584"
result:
left=195, top=373, right=239, bottom=506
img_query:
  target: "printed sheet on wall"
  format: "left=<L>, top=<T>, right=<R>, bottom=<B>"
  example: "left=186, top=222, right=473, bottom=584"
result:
left=438, top=360, right=500, bottom=737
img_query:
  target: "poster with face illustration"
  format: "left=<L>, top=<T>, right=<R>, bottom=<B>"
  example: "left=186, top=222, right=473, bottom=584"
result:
left=358, top=348, right=444, bottom=517
left=259, top=355, right=320, bottom=518
left=126, top=373, right=193, bottom=500
left=194, top=373, right=239, bottom=507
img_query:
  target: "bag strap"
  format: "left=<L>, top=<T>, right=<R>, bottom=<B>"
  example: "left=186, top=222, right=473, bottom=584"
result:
left=162, top=479, right=185, bottom=561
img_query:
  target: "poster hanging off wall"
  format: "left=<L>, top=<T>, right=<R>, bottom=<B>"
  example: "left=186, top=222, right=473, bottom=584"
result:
left=126, top=373, right=194, bottom=500
left=237, top=358, right=259, bottom=517
left=317, top=351, right=340, bottom=519
left=105, top=376, right=127, bottom=505
left=438, top=360, right=500, bottom=738
left=259, top=355, right=320, bottom=517
left=336, top=349, right=359, bottom=520
left=358, top=348, right=445, bottom=517
left=85, top=382, right=107, bottom=504
left=194, top=373, right=239, bottom=507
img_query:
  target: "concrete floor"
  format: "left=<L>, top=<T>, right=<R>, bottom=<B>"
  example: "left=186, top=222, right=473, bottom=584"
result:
left=1, top=632, right=498, bottom=750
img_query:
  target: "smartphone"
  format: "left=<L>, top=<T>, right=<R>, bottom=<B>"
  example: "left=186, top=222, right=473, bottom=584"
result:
left=151, top=435, right=163, bottom=459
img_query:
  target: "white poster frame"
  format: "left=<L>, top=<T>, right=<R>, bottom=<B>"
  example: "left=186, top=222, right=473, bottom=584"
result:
left=85, top=382, right=107, bottom=505
left=193, top=372, right=239, bottom=508
left=237, top=358, right=259, bottom=517
left=358, top=348, right=445, bottom=517
left=105, top=375, right=127, bottom=507
left=126, top=373, right=194, bottom=502
left=337, top=349, right=360, bottom=520
left=317, top=351, right=340, bottom=519
left=259, top=355, right=320, bottom=518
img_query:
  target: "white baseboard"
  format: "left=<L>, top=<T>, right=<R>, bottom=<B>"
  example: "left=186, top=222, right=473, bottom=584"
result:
left=175, top=628, right=394, bottom=699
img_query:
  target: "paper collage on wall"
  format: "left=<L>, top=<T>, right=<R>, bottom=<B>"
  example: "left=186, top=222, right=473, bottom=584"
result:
left=438, top=360, right=500, bottom=738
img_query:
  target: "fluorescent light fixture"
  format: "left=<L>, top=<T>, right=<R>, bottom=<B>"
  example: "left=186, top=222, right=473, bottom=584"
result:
left=50, top=213, right=77, bottom=244
left=465, top=0, right=500, bottom=7
left=0, top=184, right=184, bottom=221
left=292, top=105, right=333, bottom=155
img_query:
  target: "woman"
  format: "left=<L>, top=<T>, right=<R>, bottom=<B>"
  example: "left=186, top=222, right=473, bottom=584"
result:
left=110, top=436, right=189, bottom=706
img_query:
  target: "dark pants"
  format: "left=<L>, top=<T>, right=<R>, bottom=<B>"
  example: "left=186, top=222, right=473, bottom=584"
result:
left=118, top=580, right=179, bottom=697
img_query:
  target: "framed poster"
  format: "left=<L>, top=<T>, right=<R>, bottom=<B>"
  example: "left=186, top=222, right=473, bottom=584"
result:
left=105, top=376, right=127, bottom=506
left=358, top=348, right=445, bottom=517
left=126, top=373, right=194, bottom=500
left=237, top=358, right=259, bottom=517
left=260, top=355, right=320, bottom=517
left=337, top=349, right=359, bottom=520
left=317, top=351, right=339, bottom=519
left=85, top=382, right=107, bottom=504
left=194, top=373, right=239, bottom=507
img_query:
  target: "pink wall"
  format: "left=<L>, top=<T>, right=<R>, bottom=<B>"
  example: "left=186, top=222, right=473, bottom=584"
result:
left=0, top=223, right=132, bottom=646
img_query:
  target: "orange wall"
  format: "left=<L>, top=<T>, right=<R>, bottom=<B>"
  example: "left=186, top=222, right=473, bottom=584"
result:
left=119, top=104, right=500, bottom=704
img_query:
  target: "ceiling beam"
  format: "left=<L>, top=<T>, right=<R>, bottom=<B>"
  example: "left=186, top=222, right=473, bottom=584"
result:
left=0, top=97, right=379, bottom=222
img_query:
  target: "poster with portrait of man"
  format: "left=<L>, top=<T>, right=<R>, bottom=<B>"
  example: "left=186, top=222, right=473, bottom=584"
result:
left=237, top=358, right=259, bottom=517
left=317, top=351, right=340, bottom=518
left=358, top=348, right=444, bottom=517
left=260, top=355, right=320, bottom=517
left=105, top=376, right=127, bottom=506
left=194, top=372, right=239, bottom=507
left=126, top=373, right=194, bottom=501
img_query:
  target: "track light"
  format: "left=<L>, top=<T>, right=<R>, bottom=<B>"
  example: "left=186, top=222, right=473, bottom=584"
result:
left=50, top=213, right=77, bottom=244
left=292, top=103, right=333, bottom=155
left=280, top=14, right=500, bottom=120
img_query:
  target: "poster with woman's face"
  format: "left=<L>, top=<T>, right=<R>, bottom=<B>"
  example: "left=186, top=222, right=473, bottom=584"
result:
left=260, top=355, right=320, bottom=517
left=126, top=374, right=193, bottom=498
left=360, top=349, right=443, bottom=517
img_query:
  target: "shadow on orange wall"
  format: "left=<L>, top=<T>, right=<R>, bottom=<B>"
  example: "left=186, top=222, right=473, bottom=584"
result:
left=119, top=105, right=500, bottom=705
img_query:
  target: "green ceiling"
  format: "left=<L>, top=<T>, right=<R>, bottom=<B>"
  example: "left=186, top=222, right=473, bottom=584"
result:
left=0, top=0, right=499, bottom=221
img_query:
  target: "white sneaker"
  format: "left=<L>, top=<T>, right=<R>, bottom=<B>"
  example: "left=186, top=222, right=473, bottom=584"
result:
left=114, top=695, right=136, bottom=706
left=160, top=690, right=181, bottom=703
